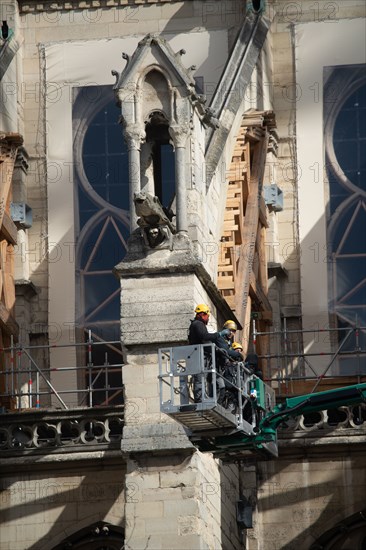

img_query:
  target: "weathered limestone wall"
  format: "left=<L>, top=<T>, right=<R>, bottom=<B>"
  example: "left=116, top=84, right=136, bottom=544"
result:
left=124, top=451, right=241, bottom=550
left=189, top=112, right=222, bottom=282
left=117, top=265, right=230, bottom=451
left=258, top=456, right=365, bottom=548
left=240, top=427, right=366, bottom=550
left=121, top=343, right=242, bottom=549
left=119, top=271, right=221, bottom=348
left=0, top=457, right=126, bottom=550
left=118, top=265, right=242, bottom=548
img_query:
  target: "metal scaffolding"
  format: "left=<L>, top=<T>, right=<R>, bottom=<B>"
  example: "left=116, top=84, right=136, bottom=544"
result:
left=0, top=331, right=124, bottom=411
left=252, top=320, right=366, bottom=392
left=1, top=322, right=365, bottom=413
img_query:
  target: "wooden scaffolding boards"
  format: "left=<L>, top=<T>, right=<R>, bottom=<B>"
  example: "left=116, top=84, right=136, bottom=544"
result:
left=0, top=132, right=22, bottom=409
left=218, top=111, right=275, bottom=362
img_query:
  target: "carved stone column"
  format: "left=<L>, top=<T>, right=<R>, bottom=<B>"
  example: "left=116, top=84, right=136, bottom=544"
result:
left=124, top=126, right=145, bottom=232
left=169, top=125, right=190, bottom=233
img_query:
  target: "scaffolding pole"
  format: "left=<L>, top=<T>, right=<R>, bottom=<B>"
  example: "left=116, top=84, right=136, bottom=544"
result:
left=0, top=335, right=124, bottom=412
left=251, top=321, right=366, bottom=387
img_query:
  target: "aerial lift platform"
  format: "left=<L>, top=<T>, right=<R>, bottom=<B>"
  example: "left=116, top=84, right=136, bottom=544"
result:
left=158, top=344, right=366, bottom=460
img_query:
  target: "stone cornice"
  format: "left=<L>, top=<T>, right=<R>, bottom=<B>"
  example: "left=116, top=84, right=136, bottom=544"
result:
left=279, top=427, right=366, bottom=447
left=18, top=0, right=166, bottom=13
left=114, top=233, right=243, bottom=330
left=0, top=449, right=125, bottom=470
left=276, top=413, right=366, bottom=457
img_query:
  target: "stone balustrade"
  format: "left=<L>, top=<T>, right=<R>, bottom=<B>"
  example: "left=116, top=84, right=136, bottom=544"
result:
left=0, top=406, right=124, bottom=453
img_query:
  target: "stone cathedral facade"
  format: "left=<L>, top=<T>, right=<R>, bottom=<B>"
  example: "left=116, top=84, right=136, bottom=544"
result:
left=0, top=1, right=365, bottom=549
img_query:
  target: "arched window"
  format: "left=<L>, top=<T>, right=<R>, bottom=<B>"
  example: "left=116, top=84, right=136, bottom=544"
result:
left=140, top=69, right=176, bottom=210
left=310, top=508, right=366, bottom=549
left=324, top=65, right=366, bottom=374
left=52, top=521, right=124, bottom=549
left=73, top=85, right=129, bottom=404
left=145, top=110, right=175, bottom=208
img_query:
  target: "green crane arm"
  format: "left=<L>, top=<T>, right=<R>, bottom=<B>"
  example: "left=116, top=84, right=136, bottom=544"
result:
left=212, top=382, right=366, bottom=458
left=260, top=382, right=366, bottom=431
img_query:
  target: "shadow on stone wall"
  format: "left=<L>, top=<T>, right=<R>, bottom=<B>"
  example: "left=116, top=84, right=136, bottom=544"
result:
left=2, top=465, right=125, bottom=550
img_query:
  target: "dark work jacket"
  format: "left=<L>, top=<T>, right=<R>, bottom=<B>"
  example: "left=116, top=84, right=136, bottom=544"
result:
left=228, top=348, right=244, bottom=362
left=188, top=318, right=245, bottom=374
left=188, top=318, right=221, bottom=346
left=217, top=338, right=243, bottom=362
left=188, top=319, right=243, bottom=362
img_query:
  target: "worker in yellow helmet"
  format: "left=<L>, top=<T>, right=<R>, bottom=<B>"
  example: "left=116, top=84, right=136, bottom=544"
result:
left=188, top=304, right=228, bottom=403
left=231, top=341, right=244, bottom=361
left=220, top=320, right=244, bottom=361
left=232, top=342, right=243, bottom=351
left=188, top=304, right=224, bottom=346
left=220, top=319, right=237, bottom=346
left=188, top=307, right=235, bottom=350
left=223, top=320, right=237, bottom=332
left=219, top=337, right=244, bottom=414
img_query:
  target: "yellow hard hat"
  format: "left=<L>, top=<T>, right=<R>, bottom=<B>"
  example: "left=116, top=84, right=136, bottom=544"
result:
left=195, top=303, right=210, bottom=315
left=224, top=320, right=237, bottom=331
left=232, top=342, right=243, bottom=351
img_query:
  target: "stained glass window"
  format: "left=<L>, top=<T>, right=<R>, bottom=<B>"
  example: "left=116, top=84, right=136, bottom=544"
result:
left=324, top=65, right=366, bottom=374
left=73, top=85, right=129, bottom=404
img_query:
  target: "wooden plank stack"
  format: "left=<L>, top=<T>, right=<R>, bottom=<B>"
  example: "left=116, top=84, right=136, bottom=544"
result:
left=0, top=132, right=22, bottom=409
left=217, top=111, right=275, bottom=364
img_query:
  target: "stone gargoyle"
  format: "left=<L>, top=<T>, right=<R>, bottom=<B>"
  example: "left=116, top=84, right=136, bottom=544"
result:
left=133, top=192, right=176, bottom=249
